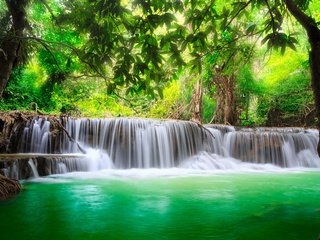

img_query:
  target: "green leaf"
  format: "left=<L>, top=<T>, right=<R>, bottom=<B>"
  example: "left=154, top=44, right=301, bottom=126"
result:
left=280, top=45, right=286, bottom=55
left=261, top=34, right=271, bottom=45
left=246, top=24, right=256, bottom=34
left=146, top=35, right=158, bottom=47
left=157, top=88, right=164, bottom=99
left=287, top=41, right=297, bottom=51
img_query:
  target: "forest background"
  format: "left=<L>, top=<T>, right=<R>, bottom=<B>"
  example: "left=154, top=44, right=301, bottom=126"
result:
left=0, top=0, right=319, bottom=127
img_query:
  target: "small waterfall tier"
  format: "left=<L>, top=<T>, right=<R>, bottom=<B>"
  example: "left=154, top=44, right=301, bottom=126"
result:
left=1, top=117, right=319, bottom=178
left=207, top=126, right=319, bottom=168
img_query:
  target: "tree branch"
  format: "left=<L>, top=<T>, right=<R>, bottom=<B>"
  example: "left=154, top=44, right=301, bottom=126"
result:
left=13, top=35, right=110, bottom=81
left=225, top=0, right=253, bottom=29
left=264, top=0, right=277, bottom=32
left=283, top=0, right=320, bottom=39
left=38, top=0, right=57, bottom=21
left=69, top=74, right=112, bottom=80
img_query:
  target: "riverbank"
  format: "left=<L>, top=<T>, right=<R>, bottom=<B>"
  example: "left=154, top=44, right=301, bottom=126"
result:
left=0, top=174, right=21, bottom=200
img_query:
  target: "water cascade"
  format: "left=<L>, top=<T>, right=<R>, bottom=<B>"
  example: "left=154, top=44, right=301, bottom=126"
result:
left=1, top=117, right=319, bottom=178
left=27, top=159, right=39, bottom=178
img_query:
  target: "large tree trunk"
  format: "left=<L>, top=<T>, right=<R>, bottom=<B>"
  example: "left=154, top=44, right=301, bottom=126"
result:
left=0, top=0, right=28, bottom=97
left=283, top=0, right=320, bottom=155
left=310, top=39, right=320, bottom=155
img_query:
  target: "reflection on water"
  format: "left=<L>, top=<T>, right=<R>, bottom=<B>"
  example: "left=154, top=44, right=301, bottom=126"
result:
left=70, top=185, right=106, bottom=208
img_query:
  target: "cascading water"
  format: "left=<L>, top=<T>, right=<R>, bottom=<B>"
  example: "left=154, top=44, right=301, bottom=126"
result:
left=18, top=118, right=215, bottom=168
left=18, top=118, right=52, bottom=153
left=3, top=117, right=319, bottom=178
left=28, top=159, right=39, bottom=178
left=219, top=127, right=320, bottom=167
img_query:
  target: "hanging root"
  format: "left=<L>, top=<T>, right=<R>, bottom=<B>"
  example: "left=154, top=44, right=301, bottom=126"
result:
left=0, top=175, right=21, bottom=201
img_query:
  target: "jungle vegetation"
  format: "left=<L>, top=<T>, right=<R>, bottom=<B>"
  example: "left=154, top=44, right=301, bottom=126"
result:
left=0, top=0, right=319, bottom=129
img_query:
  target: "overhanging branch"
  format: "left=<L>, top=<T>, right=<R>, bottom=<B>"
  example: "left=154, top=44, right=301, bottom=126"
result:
left=225, top=0, right=253, bottom=29
left=14, top=35, right=110, bottom=81
left=283, top=0, right=320, bottom=39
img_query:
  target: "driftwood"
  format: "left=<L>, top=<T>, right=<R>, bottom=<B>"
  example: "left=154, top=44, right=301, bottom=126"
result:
left=0, top=174, right=21, bottom=200
left=50, top=118, right=87, bottom=154
left=191, top=120, right=216, bottom=140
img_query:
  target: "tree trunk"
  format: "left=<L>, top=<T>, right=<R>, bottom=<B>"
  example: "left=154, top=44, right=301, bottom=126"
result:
left=191, top=78, right=203, bottom=124
left=214, top=85, right=225, bottom=123
left=283, top=0, right=320, bottom=155
left=0, top=0, right=28, bottom=97
left=213, top=74, right=236, bottom=125
left=310, top=40, right=320, bottom=155
left=224, top=75, right=235, bottom=124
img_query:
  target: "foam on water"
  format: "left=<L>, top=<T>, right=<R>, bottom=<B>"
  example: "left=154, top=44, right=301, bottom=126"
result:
left=39, top=162, right=317, bottom=182
left=84, top=148, right=114, bottom=171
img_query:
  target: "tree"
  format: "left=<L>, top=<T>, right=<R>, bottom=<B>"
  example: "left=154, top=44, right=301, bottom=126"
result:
left=191, top=77, right=203, bottom=123
left=1, top=0, right=320, bottom=156
left=0, top=0, right=186, bottom=101
left=207, top=43, right=255, bottom=125
left=180, top=0, right=258, bottom=125
left=0, top=0, right=29, bottom=97
left=182, top=0, right=320, bottom=153
left=55, top=0, right=186, bottom=98
left=282, top=0, right=320, bottom=154
left=227, top=0, right=320, bottom=153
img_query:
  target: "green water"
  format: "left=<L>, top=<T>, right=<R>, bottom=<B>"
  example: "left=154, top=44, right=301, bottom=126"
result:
left=1, top=171, right=320, bottom=240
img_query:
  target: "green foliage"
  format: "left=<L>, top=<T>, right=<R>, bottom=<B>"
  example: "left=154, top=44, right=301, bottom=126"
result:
left=256, top=71, right=313, bottom=124
left=0, top=0, right=318, bottom=127
left=0, top=63, right=46, bottom=111
left=49, top=77, right=135, bottom=117
left=294, top=0, right=311, bottom=10
left=202, top=94, right=215, bottom=123
left=254, top=48, right=313, bottom=125
left=237, top=66, right=266, bottom=126
left=309, top=0, right=320, bottom=21
left=0, top=2, right=9, bottom=37
left=238, top=66, right=261, bottom=96
left=147, top=81, right=181, bottom=118
left=259, top=48, right=308, bottom=84
left=53, top=0, right=186, bottom=98
left=274, top=74, right=312, bottom=113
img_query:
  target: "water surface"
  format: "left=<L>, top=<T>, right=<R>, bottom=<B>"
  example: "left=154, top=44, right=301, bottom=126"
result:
left=1, top=170, right=320, bottom=240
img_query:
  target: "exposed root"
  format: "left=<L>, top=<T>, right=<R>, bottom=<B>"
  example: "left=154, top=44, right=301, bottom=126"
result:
left=0, top=174, right=21, bottom=200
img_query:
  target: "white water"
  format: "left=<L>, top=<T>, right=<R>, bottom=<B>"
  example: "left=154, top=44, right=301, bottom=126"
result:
left=42, top=166, right=319, bottom=182
left=5, top=117, right=319, bottom=178
left=28, top=159, right=39, bottom=178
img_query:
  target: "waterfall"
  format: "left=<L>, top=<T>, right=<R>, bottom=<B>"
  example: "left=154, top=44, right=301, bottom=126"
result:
left=3, top=117, right=318, bottom=178
left=18, top=118, right=52, bottom=153
left=28, top=159, right=39, bottom=178
left=17, top=118, right=215, bottom=168
left=219, top=127, right=319, bottom=167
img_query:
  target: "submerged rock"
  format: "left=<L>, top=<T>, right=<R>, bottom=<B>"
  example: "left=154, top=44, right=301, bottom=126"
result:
left=0, top=174, right=21, bottom=200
